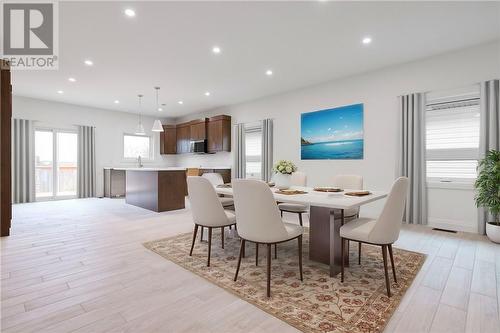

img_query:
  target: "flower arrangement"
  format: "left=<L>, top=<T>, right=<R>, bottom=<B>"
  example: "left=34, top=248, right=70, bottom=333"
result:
left=273, top=160, right=297, bottom=175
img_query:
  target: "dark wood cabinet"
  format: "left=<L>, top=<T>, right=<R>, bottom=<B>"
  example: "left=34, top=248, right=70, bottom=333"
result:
left=190, top=119, right=207, bottom=141
left=160, top=125, right=177, bottom=154
left=1, top=62, right=12, bottom=236
left=159, top=115, right=231, bottom=155
left=207, top=115, right=231, bottom=153
left=176, top=124, right=191, bottom=154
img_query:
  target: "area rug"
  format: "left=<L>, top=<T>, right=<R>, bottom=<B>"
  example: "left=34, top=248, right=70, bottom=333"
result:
left=143, top=228, right=425, bottom=333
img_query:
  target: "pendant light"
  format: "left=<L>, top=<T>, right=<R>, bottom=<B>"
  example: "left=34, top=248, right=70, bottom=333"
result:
left=135, top=94, right=146, bottom=135
left=152, top=86, right=164, bottom=132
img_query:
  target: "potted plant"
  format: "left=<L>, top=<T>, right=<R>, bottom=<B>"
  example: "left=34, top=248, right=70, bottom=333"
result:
left=475, top=150, right=500, bottom=243
left=272, top=160, right=297, bottom=190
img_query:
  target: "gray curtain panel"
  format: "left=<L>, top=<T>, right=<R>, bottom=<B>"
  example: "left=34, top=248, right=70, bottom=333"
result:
left=478, top=79, right=499, bottom=234
left=234, top=123, right=246, bottom=179
left=261, top=119, right=274, bottom=182
left=77, top=125, right=96, bottom=198
left=398, top=93, right=428, bottom=225
left=12, top=118, right=34, bottom=203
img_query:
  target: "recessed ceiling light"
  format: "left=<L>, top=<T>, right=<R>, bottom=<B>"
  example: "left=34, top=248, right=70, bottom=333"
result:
left=158, top=107, right=163, bottom=111
left=178, top=101, right=183, bottom=105
left=212, top=46, right=221, bottom=54
left=124, top=9, right=136, bottom=17
left=362, top=37, right=372, bottom=45
left=114, top=100, right=120, bottom=104
left=57, top=90, right=64, bottom=94
left=204, top=92, right=211, bottom=96
left=84, top=59, right=93, bottom=66
left=265, top=69, right=273, bottom=76
left=68, top=77, right=76, bottom=82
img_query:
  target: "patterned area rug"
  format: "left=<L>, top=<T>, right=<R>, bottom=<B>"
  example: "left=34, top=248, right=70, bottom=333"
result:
left=144, top=228, right=425, bottom=333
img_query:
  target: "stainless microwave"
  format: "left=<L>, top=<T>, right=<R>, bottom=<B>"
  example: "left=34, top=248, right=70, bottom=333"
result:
left=190, top=139, right=208, bottom=153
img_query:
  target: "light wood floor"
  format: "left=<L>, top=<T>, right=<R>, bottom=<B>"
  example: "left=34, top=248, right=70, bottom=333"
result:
left=1, top=198, right=499, bottom=333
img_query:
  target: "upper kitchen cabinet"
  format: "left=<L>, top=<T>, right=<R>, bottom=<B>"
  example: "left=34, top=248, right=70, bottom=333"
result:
left=190, top=118, right=207, bottom=141
left=160, top=125, right=177, bottom=154
left=176, top=123, right=191, bottom=154
left=207, top=115, right=231, bottom=152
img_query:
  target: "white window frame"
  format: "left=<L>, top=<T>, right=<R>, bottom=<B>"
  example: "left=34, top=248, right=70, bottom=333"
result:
left=122, top=133, right=154, bottom=162
left=425, top=93, right=479, bottom=186
left=244, top=124, right=263, bottom=179
left=34, top=127, right=78, bottom=201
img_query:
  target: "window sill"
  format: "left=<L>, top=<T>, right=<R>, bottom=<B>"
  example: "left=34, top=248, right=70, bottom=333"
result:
left=426, top=181, right=475, bottom=190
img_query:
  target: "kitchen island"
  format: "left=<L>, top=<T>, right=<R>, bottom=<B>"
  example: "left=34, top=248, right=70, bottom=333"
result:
left=122, top=168, right=187, bottom=212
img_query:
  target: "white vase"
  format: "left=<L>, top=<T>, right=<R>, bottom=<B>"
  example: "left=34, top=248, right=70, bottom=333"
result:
left=274, top=173, right=291, bottom=190
left=486, top=222, right=500, bottom=244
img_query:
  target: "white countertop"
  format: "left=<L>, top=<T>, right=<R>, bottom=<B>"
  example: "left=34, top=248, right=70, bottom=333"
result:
left=104, top=167, right=187, bottom=171
left=198, top=166, right=231, bottom=169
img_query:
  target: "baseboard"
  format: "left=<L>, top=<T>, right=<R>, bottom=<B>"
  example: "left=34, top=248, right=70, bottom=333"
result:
left=428, top=217, right=478, bottom=234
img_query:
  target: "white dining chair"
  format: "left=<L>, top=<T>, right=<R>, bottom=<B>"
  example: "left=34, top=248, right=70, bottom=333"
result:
left=232, top=179, right=304, bottom=297
left=202, top=172, right=234, bottom=209
left=277, top=171, right=308, bottom=226
left=187, top=176, right=236, bottom=267
left=332, top=174, right=364, bottom=263
left=339, top=177, right=409, bottom=297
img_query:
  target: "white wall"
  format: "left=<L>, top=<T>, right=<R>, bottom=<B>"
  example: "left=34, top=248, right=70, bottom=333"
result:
left=175, top=41, right=500, bottom=231
left=12, top=96, right=177, bottom=197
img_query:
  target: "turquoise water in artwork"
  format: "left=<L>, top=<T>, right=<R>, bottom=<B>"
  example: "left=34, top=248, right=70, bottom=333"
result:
left=301, top=139, right=364, bottom=160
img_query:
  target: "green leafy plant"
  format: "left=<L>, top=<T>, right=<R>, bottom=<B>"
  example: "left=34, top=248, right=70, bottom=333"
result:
left=273, top=160, right=297, bottom=175
left=475, top=150, right=500, bottom=225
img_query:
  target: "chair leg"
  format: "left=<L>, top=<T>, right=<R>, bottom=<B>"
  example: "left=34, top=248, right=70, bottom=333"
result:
left=255, top=243, right=259, bottom=266
left=234, top=239, right=245, bottom=281
left=280, top=210, right=283, bottom=218
left=381, top=245, right=391, bottom=297
left=200, top=226, right=204, bottom=242
left=388, top=244, right=397, bottom=283
left=358, top=242, right=362, bottom=265
left=267, top=244, right=272, bottom=297
left=242, top=240, right=245, bottom=258
left=189, top=225, right=199, bottom=256
left=298, top=213, right=303, bottom=226
left=229, top=225, right=232, bottom=230
left=207, top=228, right=213, bottom=267
left=221, top=227, right=224, bottom=249
left=341, top=238, right=345, bottom=282
left=274, top=244, right=277, bottom=259
left=298, top=235, right=303, bottom=281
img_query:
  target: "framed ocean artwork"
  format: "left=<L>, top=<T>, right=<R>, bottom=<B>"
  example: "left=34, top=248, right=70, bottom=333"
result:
left=301, top=103, right=364, bottom=160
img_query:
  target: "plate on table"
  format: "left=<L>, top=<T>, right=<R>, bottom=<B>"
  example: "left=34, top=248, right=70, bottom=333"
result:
left=275, top=189, right=308, bottom=195
left=344, top=191, right=371, bottom=197
left=313, top=187, right=343, bottom=193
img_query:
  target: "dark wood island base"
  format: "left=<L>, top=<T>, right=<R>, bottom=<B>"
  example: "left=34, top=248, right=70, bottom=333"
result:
left=125, top=169, right=187, bottom=212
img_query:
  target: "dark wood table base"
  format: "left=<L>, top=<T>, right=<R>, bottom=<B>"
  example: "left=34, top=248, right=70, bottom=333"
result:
left=309, top=206, right=349, bottom=277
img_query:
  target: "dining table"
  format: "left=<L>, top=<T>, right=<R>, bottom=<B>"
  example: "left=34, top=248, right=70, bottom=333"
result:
left=215, top=185, right=388, bottom=277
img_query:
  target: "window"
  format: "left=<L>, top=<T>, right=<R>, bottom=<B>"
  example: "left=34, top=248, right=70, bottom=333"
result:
left=245, top=125, right=262, bottom=179
left=35, top=129, right=78, bottom=199
left=123, top=134, right=152, bottom=160
left=425, top=93, right=480, bottom=183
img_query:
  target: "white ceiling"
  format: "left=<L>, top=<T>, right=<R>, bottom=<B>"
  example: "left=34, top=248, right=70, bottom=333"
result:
left=12, top=1, right=500, bottom=117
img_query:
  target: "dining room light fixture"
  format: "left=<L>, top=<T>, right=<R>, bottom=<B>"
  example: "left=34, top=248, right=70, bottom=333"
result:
left=362, top=37, right=372, bottom=45
left=84, top=59, right=93, bottom=66
left=135, top=94, right=146, bottom=135
left=152, top=87, right=164, bottom=132
left=124, top=9, right=136, bottom=17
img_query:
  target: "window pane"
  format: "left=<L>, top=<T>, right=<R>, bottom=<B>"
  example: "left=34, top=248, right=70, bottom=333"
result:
left=426, top=160, right=478, bottom=180
left=124, top=135, right=151, bottom=159
left=245, top=129, right=262, bottom=179
left=426, top=103, right=480, bottom=150
left=57, top=132, right=77, bottom=196
left=35, top=131, right=53, bottom=198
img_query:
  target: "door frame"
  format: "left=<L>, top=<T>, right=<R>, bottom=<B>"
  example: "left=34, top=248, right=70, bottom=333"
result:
left=34, top=127, right=78, bottom=201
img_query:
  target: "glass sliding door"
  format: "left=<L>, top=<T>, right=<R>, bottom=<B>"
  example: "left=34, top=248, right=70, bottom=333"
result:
left=35, top=129, right=78, bottom=200
left=56, top=132, right=78, bottom=197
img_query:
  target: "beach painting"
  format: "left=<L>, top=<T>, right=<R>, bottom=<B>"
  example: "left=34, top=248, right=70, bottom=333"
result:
left=301, top=103, right=364, bottom=160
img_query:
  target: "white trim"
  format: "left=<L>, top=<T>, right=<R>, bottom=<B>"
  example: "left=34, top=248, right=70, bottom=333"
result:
left=428, top=217, right=478, bottom=234
left=426, top=181, right=475, bottom=190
